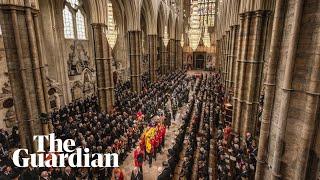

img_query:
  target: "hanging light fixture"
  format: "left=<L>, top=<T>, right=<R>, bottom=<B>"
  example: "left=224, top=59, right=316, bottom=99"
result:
left=190, top=36, right=199, bottom=50
left=180, top=34, right=184, bottom=47
left=203, top=26, right=210, bottom=47
left=106, top=2, right=117, bottom=49
left=163, top=26, right=169, bottom=47
left=189, top=0, right=201, bottom=51
left=106, top=27, right=117, bottom=49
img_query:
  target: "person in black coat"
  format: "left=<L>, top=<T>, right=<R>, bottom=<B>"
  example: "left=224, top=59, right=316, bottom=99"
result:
left=61, top=166, right=76, bottom=180
left=20, top=166, right=39, bottom=180
left=157, top=166, right=171, bottom=180
left=130, top=167, right=143, bottom=180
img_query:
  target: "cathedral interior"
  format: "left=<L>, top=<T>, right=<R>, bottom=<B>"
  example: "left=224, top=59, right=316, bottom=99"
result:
left=0, top=0, right=319, bottom=179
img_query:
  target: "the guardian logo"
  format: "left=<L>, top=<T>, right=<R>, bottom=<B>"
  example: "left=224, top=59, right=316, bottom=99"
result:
left=12, top=133, right=119, bottom=168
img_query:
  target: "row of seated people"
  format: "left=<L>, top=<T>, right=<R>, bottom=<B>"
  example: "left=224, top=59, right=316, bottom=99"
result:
left=170, top=75, right=195, bottom=119
left=178, top=74, right=207, bottom=179
left=196, top=74, right=217, bottom=180
left=214, top=79, right=258, bottom=179
left=157, top=87, right=197, bottom=180
left=0, top=71, right=188, bottom=180
left=216, top=124, right=258, bottom=179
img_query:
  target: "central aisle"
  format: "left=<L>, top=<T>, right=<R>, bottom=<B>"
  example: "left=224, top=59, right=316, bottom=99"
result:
left=120, top=71, right=204, bottom=179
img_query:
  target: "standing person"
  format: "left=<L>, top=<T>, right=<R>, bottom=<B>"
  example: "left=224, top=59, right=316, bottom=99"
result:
left=62, top=166, right=76, bottom=180
left=134, top=146, right=144, bottom=173
left=151, top=137, right=157, bottom=161
left=130, top=167, right=143, bottom=180
left=145, top=137, right=153, bottom=168
left=171, top=99, right=177, bottom=121
left=40, top=171, right=50, bottom=180
left=20, top=165, right=39, bottom=180
left=160, top=124, right=166, bottom=151
left=164, top=109, right=171, bottom=129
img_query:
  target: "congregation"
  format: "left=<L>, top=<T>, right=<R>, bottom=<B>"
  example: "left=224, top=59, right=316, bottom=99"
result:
left=0, top=70, right=260, bottom=180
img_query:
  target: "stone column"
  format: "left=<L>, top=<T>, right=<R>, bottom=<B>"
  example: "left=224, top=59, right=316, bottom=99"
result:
left=158, top=37, right=166, bottom=75
left=225, top=30, right=231, bottom=91
left=233, top=10, right=271, bottom=137
left=92, top=23, right=115, bottom=113
left=254, top=0, right=318, bottom=178
left=230, top=25, right=240, bottom=91
left=128, top=31, right=142, bottom=92
left=161, top=41, right=168, bottom=75
left=222, top=35, right=227, bottom=86
left=0, top=5, right=50, bottom=152
left=175, top=39, right=182, bottom=69
left=233, top=13, right=251, bottom=134
left=241, top=10, right=270, bottom=137
left=216, top=40, right=221, bottom=72
left=148, top=34, right=157, bottom=82
left=168, top=39, right=176, bottom=71
left=255, top=1, right=284, bottom=178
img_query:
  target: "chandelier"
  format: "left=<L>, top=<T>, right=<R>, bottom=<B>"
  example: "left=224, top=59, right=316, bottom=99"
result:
left=106, top=2, right=117, bottom=49
left=106, top=27, right=118, bottom=49
left=163, top=26, right=169, bottom=47
left=203, top=26, right=210, bottom=47
left=180, top=34, right=184, bottom=47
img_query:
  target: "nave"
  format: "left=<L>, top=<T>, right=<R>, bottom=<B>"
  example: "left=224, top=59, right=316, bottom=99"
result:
left=0, top=0, right=319, bottom=179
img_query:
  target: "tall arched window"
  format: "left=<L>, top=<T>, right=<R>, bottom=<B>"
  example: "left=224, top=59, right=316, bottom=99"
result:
left=62, top=0, right=87, bottom=40
left=63, top=7, right=74, bottom=39
left=76, top=11, right=86, bottom=39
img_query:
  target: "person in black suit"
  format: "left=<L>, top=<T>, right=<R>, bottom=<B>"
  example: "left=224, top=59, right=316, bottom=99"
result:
left=20, top=166, right=39, bottom=180
left=40, top=170, right=50, bottom=180
left=157, top=163, right=171, bottom=180
left=61, top=166, right=76, bottom=180
left=130, top=167, right=143, bottom=180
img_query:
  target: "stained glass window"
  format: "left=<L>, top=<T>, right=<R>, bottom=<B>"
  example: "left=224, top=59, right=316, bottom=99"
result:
left=63, top=7, right=74, bottom=39
left=76, top=11, right=86, bottom=39
left=63, top=0, right=87, bottom=40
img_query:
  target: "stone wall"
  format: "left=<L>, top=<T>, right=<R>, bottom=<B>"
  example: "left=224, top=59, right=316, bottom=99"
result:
left=38, top=0, right=96, bottom=107
left=0, top=33, right=15, bottom=130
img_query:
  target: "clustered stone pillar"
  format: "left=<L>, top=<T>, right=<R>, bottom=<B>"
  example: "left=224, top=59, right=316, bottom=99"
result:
left=157, top=36, right=163, bottom=75
left=128, top=31, right=142, bottom=92
left=168, top=39, right=176, bottom=71
left=92, top=23, right=115, bottom=113
left=175, top=39, right=182, bottom=70
left=0, top=4, right=51, bottom=152
left=161, top=40, right=168, bottom=74
left=220, top=35, right=226, bottom=85
left=224, top=30, right=231, bottom=90
left=255, top=1, right=284, bottom=178
left=232, top=10, right=270, bottom=137
left=221, top=24, right=240, bottom=97
left=148, top=34, right=157, bottom=82
left=228, top=25, right=240, bottom=92
left=216, top=40, right=221, bottom=72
